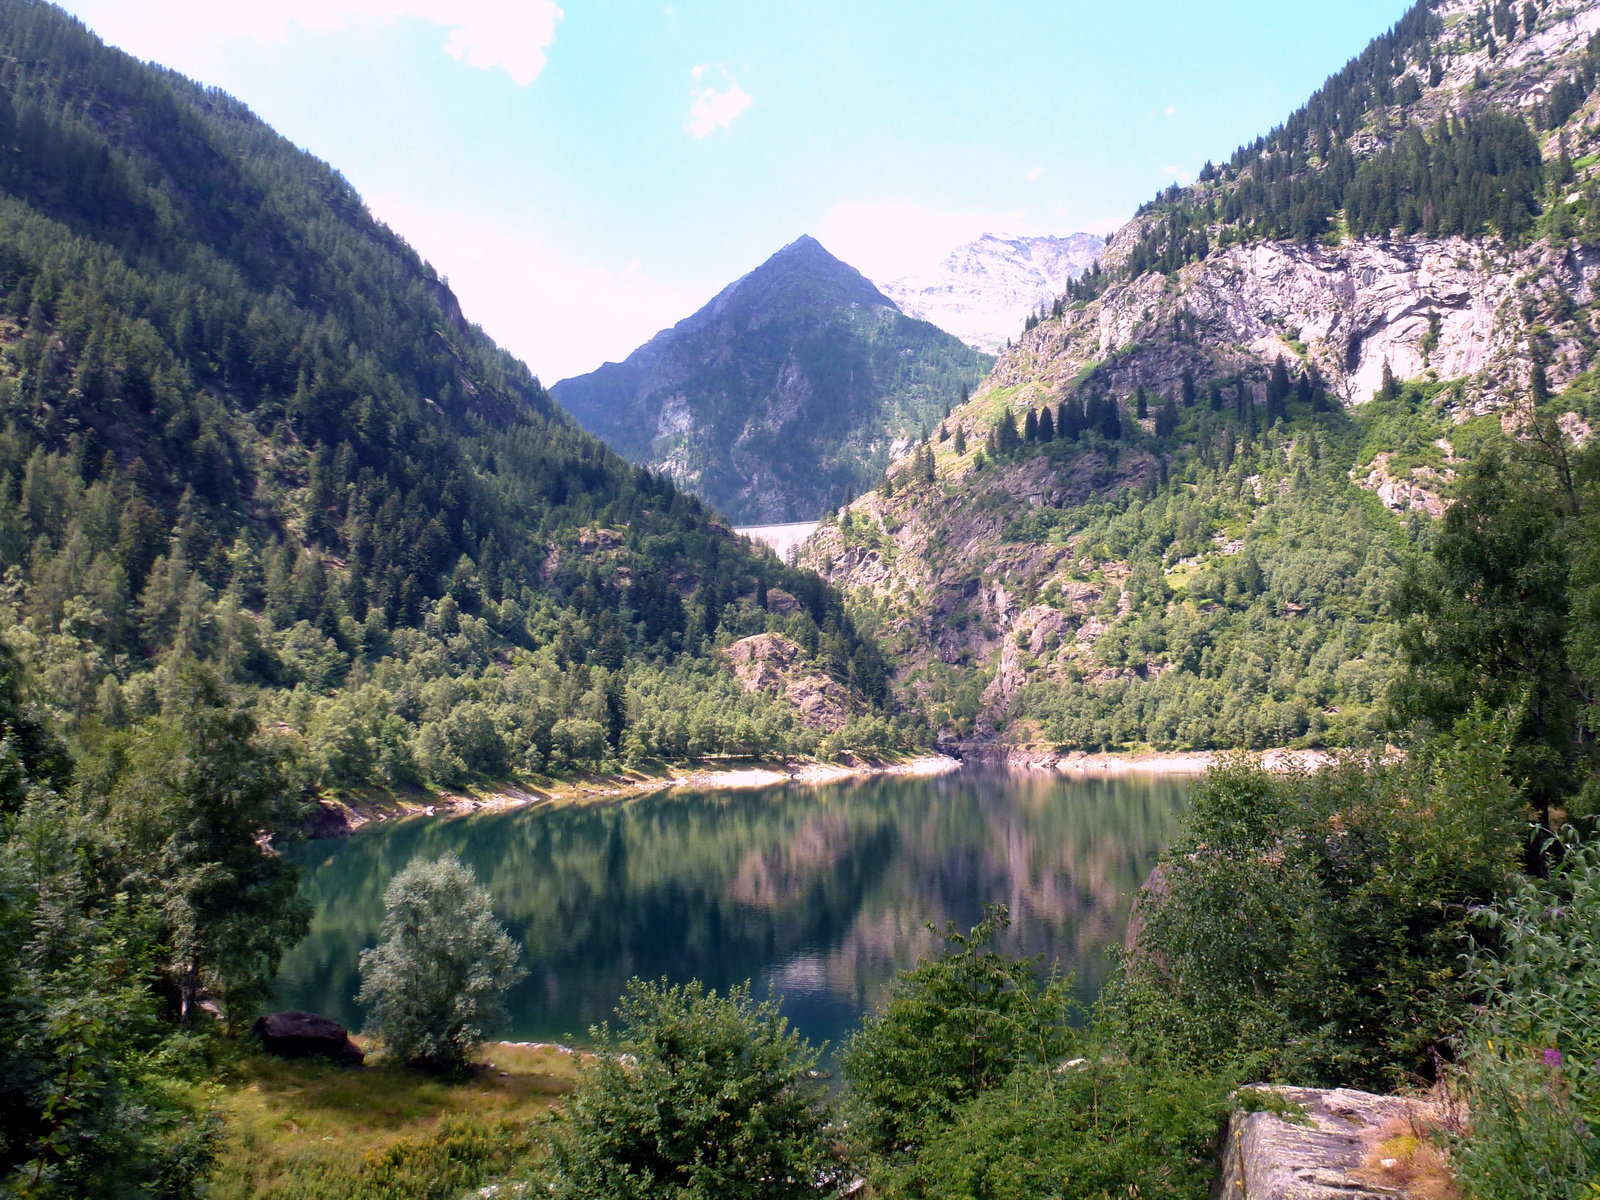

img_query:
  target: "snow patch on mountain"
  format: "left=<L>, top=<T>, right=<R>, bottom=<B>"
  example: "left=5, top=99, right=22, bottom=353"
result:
left=880, top=233, right=1107, bottom=354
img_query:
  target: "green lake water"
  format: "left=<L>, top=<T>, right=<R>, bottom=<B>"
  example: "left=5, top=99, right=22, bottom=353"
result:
left=272, top=769, right=1191, bottom=1055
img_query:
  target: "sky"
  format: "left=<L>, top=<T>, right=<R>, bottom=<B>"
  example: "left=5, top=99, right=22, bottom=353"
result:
left=60, top=0, right=1414, bottom=383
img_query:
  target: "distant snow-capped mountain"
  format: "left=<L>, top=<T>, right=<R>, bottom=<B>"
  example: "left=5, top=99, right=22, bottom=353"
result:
left=881, top=233, right=1106, bottom=354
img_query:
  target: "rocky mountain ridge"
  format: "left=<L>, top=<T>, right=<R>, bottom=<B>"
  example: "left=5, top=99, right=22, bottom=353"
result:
left=552, top=236, right=990, bottom=525
left=804, top=0, right=1600, bottom=748
left=881, top=232, right=1106, bottom=354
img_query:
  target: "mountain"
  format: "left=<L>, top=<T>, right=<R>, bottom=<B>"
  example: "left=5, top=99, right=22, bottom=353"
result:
left=880, top=233, right=1107, bottom=354
left=805, top=0, right=1600, bottom=753
left=0, top=0, right=905, bottom=791
left=551, top=236, right=992, bottom=525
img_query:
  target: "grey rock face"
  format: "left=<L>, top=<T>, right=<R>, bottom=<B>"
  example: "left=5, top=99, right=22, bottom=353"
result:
left=1220, top=1087, right=1436, bottom=1199
left=552, top=236, right=990, bottom=524
left=882, top=233, right=1107, bottom=354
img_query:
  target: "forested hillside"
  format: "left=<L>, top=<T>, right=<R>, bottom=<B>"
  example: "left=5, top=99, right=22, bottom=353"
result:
left=807, top=0, right=1600, bottom=751
left=552, top=236, right=991, bottom=525
left=0, top=0, right=908, bottom=794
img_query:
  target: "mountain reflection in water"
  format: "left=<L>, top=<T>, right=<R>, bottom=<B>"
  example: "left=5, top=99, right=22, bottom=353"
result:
left=273, top=769, right=1190, bottom=1054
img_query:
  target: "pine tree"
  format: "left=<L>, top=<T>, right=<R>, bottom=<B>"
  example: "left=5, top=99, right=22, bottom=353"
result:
left=996, top=410, right=1021, bottom=454
left=937, top=422, right=949, bottom=442
left=1059, top=400, right=1080, bottom=442
left=1181, top=370, right=1196, bottom=408
left=1267, top=356, right=1291, bottom=424
left=1099, top=398, right=1122, bottom=441
left=1156, top=397, right=1179, bottom=438
left=1024, top=409, right=1039, bottom=442
left=1037, top=406, right=1055, bottom=442
left=953, top=425, right=967, bottom=455
left=1135, top=386, right=1149, bottom=420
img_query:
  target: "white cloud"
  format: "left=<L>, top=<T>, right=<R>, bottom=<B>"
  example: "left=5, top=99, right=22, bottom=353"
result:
left=1164, top=105, right=1177, bottom=117
left=1163, top=165, right=1191, bottom=183
left=1025, top=166, right=1046, bottom=182
left=688, top=67, right=753, bottom=138
left=64, top=0, right=563, bottom=86
left=366, top=194, right=699, bottom=383
left=818, top=200, right=1030, bottom=282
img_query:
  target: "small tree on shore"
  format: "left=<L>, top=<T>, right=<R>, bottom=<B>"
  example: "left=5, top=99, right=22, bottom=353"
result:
left=548, top=979, right=837, bottom=1199
left=357, top=853, right=525, bottom=1072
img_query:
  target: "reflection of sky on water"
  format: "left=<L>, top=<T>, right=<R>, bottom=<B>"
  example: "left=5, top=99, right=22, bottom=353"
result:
left=272, top=770, right=1189, bottom=1056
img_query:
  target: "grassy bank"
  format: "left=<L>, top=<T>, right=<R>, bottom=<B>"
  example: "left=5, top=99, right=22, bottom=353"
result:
left=211, top=1042, right=579, bottom=1200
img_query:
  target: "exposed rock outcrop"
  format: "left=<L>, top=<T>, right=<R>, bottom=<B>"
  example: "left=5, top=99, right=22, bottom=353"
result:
left=1220, top=1087, right=1448, bottom=1200
left=725, top=633, right=852, bottom=730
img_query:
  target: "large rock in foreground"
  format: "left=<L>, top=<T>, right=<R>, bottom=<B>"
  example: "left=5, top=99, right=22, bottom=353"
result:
left=253, top=1011, right=365, bottom=1066
left=1220, top=1086, right=1444, bottom=1199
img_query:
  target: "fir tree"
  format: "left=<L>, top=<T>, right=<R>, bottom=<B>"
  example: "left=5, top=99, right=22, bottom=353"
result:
left=996, top=411, right=1021, bottom=454
left=953, top=425, right=967, bottom=455
left=1038, top=406, right=1055, bottom=442
left=1024, top=409, right=1039, bottom=443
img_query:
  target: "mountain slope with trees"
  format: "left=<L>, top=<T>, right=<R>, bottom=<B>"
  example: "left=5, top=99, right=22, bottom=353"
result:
left=0, top=0, right=910, bottom=797
left=805, top=0, right=1600, bottom=751
left=551, top=236, right=991, bottom=525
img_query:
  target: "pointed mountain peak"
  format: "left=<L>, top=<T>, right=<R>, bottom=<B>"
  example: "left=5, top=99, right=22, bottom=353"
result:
left=710, top=234, right=894, bottom=317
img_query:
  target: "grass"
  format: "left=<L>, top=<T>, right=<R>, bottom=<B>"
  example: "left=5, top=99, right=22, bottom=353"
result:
left=209, top=1041, right=579, bottom=1200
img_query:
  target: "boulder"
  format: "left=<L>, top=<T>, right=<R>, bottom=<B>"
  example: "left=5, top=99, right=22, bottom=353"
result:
left=1219, top=1086, right=1440, bottom=1199
left=252, top=1010, right=365, bottom=1065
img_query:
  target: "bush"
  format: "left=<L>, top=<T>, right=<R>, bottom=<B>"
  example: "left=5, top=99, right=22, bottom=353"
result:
left=1114, top=729, right=1525, bottom=1089
left=839, top=905, right=1077, bottom=1163
left=546, top=978, right=838, bottom=1200
left=891, top=1056, right=1227, bottom=1200
left=356, top=854, right=525, bottom=1072
left=1452, top=829, right=1600, bottom=1195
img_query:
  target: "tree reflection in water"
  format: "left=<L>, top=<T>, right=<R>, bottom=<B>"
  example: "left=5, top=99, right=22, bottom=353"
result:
left=273, top=770, right=1190, bottom=1055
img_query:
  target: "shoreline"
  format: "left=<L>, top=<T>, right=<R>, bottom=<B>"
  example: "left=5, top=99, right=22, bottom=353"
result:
left=303, top=752, right=963, bottom=837
left=949, top=745, right=1339, bottom=776
left=298, top=745, right=1346, bottom=838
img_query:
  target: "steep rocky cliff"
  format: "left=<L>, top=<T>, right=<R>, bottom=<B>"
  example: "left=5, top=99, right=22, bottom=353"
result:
left=805, top=0, right=1600, bottom=748
left=551, top=236, right=991, bottom=525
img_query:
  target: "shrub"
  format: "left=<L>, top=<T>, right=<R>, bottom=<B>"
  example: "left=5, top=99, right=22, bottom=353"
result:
left=1114, top=728, right=1524, bottom=1089
left=839, top=905, right=1077, bottom=1162
left=546, top=978, right=838, bottom=1200
left=356, top=854, right=525, bottom=1072
left=1452, top=829, right=1600, bottom=1195
left=891, top=1056, right=1227, bottom=1200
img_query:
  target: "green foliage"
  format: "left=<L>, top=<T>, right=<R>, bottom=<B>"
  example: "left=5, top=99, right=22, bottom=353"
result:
left=1115, top=734, right=1525, bottom=1089
left=1392, top=405, right=1600, bottom=832
left=357, top=853, right=525, bottom=1073
left=0, top=729, right=220, bottom=1196
left=1010, top=416, right=1409, bottom=751
left=884, top=1057, right=1227, bottom=1200
left=90, top=664, right=311, bottom=1024
left=546, top=978, right=837, bottom=1200
left=1452, top=829, right=1600, bottom=1194
left=0, top=0, right=903, bottom=783
left=839, top=905, right=1078, bottom=1162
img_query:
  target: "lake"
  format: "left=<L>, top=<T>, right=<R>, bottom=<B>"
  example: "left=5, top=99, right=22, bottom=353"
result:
left=272, top=769, right=1191, bottom=1056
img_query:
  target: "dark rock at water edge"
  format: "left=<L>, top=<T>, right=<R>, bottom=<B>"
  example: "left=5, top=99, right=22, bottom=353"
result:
left=254, top=1010, right=365, bottom=1065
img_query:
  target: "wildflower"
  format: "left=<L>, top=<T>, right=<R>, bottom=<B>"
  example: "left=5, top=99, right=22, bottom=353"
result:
left=1544, top=1048, right=1563, bottom=1069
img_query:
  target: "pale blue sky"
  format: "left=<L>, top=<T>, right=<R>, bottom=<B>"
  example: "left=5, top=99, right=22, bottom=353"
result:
left=61, top=0, right=1412, bottom=382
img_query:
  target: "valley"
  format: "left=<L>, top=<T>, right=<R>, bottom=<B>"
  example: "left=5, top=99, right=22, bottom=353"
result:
left=6, top=0, right=1600, bottom=1195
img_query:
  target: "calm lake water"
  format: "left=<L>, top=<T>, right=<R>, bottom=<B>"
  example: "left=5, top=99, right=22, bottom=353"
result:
left=272, top=770, right=1191, bottom=1055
